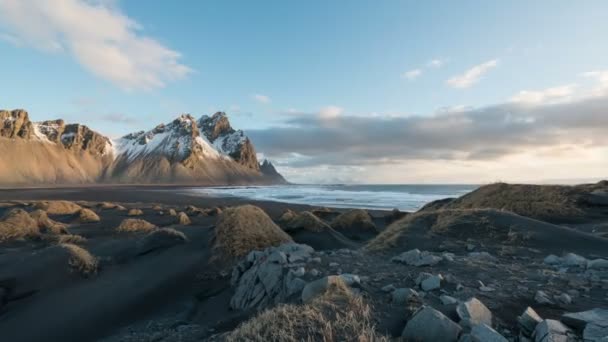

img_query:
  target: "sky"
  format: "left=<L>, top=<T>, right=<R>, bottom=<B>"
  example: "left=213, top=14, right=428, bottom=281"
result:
left=1, top=0, right=607, bottom=184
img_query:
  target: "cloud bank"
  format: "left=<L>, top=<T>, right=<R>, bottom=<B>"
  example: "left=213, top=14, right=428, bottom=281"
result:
left=0, top=0, right=192, bottom=90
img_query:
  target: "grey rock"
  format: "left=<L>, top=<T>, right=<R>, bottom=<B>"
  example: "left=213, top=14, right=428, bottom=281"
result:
left=392, top=288, right=419, bottom=304
left=381, top=284, right=396, bottom=293
left=544, top=254, right=561, bottom=265
left=584, top=323, right=608, bottom=341
left=457, top=297, right=492, bottom=329
left=339, top=273, right=360, bottom=286
left=587, top=258, right=608, bottom=270
left=518, top=307, right=543, bottom=335
left=391, top=248, right=443, bottom=267
left=562, top=253, right=587, bottom=267
left=470, top=323, right=508, bottom=342
left=290, top=267, right=305, bottom=278
left=402, top=306, right=462, bottom=341
left=420, top=274, right=443, bottom=291
left=468, top=252, right=497, bottom=262
left=440, top=294, right=459, bottom=305
left=535, top=290, right=554, bottom=305
left=309, top=268, right=320, bottom=277
left=329, top=262, right=339, bottom=268
left=561, top=308, right=608, bottom=331
left=301, top=275, right=348, bottom=303
left=534, top=319, right=569, bottom=342
left=555, top=293, right=572, bottom=305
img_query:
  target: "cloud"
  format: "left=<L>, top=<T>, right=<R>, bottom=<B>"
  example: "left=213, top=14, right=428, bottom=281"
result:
left=446, top=59, right=499, bottom=89
left=510, top=84, right=578, bottom=104
left=252, top=94, right=271, bottom=104
left=0, top=0, right=192, bottom=90
left=99, top=113, right=138, bottom=124
left=426, top=58, right=445, bottom=68
left=318, top=105, right=344, bottom=120
left=581, top=70, right=608, bottom=96
left=248, top=94, right=608, bottom=171
left=402, top=69, right=422, bottom=80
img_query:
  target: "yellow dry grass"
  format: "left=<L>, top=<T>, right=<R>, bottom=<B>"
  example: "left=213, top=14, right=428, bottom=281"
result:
left=56, top=234, right=88, bottom=244
left=331, top=209, right=377, bottom=232
left=0, top=208, right=40, bottom=242
left=60, top=243, right=98, bottom=277
left=77, top=208, right=101, bottom=223
left=116, top=218, right=157, bottom=233
left=225, top=277, right=387, bottom=342
left=34, top=200, right=83, bottom=215
left=212, top=205, right=293, bottom=259
left=282, top=211, right=330, bottom=233
left=127, top=208, right=144, bottom=216
left=29, top=209, right=69, bottom=234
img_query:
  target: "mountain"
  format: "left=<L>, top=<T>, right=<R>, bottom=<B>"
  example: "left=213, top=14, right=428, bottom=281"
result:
left=259, top=158, right=288, bottom=184
left=0, top=109, right=287, bottom=186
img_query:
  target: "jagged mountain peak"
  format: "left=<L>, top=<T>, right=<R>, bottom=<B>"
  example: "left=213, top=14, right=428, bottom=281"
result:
left=198, top=111, right=234, bottom=142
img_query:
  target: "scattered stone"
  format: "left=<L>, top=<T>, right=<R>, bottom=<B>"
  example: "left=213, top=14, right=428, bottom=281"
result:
left=391, top=248, right=443, bottom=267
left=470, top=323, right=508, bottom=342
left=587, top=258, right=608, bottom=270
left=544, top=254, right=561, bottom=265
left=416, top=273, right=443, bottom=291
left=562, top=253, right=587, bottom=267
left=440, top=294, right=459, bottom=305
left=176, top=212, right=191, bottom=225
left=535, top=290, right=554, bottom=305
left=555, top=293, right=572, bottom=305
left=468, top=251, right=497, bottom=262
left=392, top=288, right=419, bottom=304
left=467, top=244, right=476, bottom=251
left=329, top=262, right=339, bottom=268
left=457, top=297, right=492, bottom=329
left=561, top=308, right=608, bottom=340
left=381, top=284, right=396, bottom=293
left=309, top=269, right=320, bottom=277
left=402, top=306, right=462, bottom=341
left=534, top=319, right=570, bottom=342
left=231, top=243, right=315, bottom=310
left=518, top=307, right=542, bottom=336
left=128, top=208, right=144, bottom=216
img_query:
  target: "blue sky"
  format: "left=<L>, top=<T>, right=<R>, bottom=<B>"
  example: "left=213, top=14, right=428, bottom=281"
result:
left=1, top=1, right=608, bottom=183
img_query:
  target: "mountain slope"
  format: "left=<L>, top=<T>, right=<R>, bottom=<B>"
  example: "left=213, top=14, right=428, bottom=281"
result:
left=0, top=109, right=286, bottom=186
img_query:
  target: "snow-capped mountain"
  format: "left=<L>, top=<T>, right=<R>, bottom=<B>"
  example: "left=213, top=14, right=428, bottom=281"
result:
left=0, top=108, right=286, bottom=185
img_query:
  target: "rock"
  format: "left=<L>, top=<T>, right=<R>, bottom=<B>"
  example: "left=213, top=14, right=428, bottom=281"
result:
left=128, top=208, right=144, bottom=216
left=555, top=293, right=572, bottom=305
left=440, top=294, right=459, bottom=305
left=309, top=269, right=320, bottom=277
left=544, top=255, right=561, bottom=265
left=231, top=243, right=315, bottom=310
left=467, top=244, right=476, bottom=251
left=468, top=252, right=497, bottom=262
left=391, top=248, right=443, bottom=267
left=392, top=288, right=419, bottom=304
left=535, top=290, right=554, bottom=305
left=416, top=272, right=443, bottom=291
left=382, top=284, right=396, bottom=293
left=291, top=267, right=305, bottom=277
left=561, top=308, right=608, bottom=332
left=329, top=262, right=339, bottom=268
left=457, top=297, right=492, bottom=329
left=176, top=212, right=191, bottom=225
left=470, top=324, right=508, bottom=342
left=339, top=274, right=360, bottom=286
left=583, top=323, right=608, bottom=341
left=301, top=275, right=348, bottom=303
left=562, top=253, right=587, bottom=267
left=402, top=306, right=462, bottom=341
left=518, top=307, right=543, bottom=335
left=77, top=208, right=100, bottom=223
left=587, top=259, right=608, bottom=270
left=534, top=319, right=570, bottom=342
left=137, top=228, right=188, bottom=255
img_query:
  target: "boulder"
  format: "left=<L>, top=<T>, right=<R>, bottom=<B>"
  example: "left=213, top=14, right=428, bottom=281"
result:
left=587, top=259, right=608, bottom=270
left=562, top=308, right=608, bottom=340
left=470, top=324, right=508, bottom=342
left=392, top=288, right=419, bottom=304
left=518, top=307, right=543, bottom=336
left=391, top=248, right=443, bottom=267
left=457, top=297, right=492, bottom=329
left=416, top=272, right=443, bottom=291
left=231, top=243, right=314, bottom=310
left=176, top=212, right=191, bottom=225
left=535, top=290, right=554, bottom=305
left=534, top=319, right=570, bottom=342
left=77, top=208, right=100, bottom=223
left=402, top=306, right=462, bottom=341
left=440, top=294, right=459, bottom=305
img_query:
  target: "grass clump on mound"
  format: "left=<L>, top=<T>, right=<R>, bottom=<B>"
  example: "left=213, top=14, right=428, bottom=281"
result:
left=225, top=277, right=386, bottom=342
left=212, top=205, right=293, bottom=259
left=116, top=218, right=157, bottom=233
left=56, top=234, right=87, bottom=244
left=281, top=211, right=330, bottom=233
left=331, top=209, right=377, bottom=232
left=60, top=243, right=98, bottom=277
left=127, top=208, right=144, bottom=216
left=77, top=208, right=100, bottom=223
left=176, top=212, right=191, bottom=225
left=29, top=209, right=69, bottom=234
left=0, top=208, right=40, bottom=242
left=34, top=200, right=83, bottom=215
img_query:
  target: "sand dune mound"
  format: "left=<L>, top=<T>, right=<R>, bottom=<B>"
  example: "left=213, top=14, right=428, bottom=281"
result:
left=176, top=212, right=191, bottom=225
left=278, top=210, right=356, bottom=250
left=35, top=200, right=82, bottom=215
left=137, top=228, right=188, bottom=255
left=77, top=208, right=100, bottom=223
left=281, top=211, right=330, bottom=233
left=29, top=209, right=69, bottom=234
left=0, top=208, right=39, bottom=242
left=127, top=209, right=144, bottom=216
left=331, top=209, right=377, bottom=232
left=59, top=243, right=98, bottom=277
left=225, top=276, right=385, bottom=341
left=55, top=234, right=87, bottom=245
left=116, top=218, right=157, bottom=233
left=423, top=181, right=608, bottom=223
left=212, top=205, right=292, bottom=259
left=367, top=208, right=608, bottom=256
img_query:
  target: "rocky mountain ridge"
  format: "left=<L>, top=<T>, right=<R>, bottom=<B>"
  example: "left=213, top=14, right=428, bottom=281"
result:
left=0, top=108, right=286, bottom=185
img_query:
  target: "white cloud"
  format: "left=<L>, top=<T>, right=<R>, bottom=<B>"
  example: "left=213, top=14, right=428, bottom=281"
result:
left=318, top=105, right=343, bottom=120
left=510, top=84, right=578, bottom=104
left=0, top=0, right=192, bottom=90
left=446, top=59, right=499, bottom=89
left=402, top=69, right=422, bottom=80
left=581, top=70, right=608, bottom=96
left=426, top=58, right=445, bottom=68
left=252, top=94, right=271, bottom=104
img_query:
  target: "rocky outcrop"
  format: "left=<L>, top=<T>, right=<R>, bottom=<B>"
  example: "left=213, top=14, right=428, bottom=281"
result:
left=259, top=159, right=288, bottom=184
left=0, top=109, right=34, bottom=139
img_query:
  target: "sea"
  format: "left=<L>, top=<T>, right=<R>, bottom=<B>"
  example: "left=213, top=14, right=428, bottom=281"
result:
left=182, top=184, right=478, bottom=211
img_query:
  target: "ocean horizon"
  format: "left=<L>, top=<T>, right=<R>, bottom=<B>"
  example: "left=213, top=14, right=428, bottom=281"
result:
left=181, top=184, right=478, bottom=211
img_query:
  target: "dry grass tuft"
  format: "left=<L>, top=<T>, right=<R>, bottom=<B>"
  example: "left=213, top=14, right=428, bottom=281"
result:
left=60, top=243, right=98, bottom=277
left=116, top=218, right=157, bottom=233
left=212, top=205, right=293, bottom=259
left=0, top=208, right=40, bottom=242
left=176, top=212, right=191, bottom=225
left=77, top=208, right=101, bottom=223
left=331, top=209, right=377, bottom=232
left=29, top=209, right=69, bottom=234
left=281, top=211, right=330, bottom=233
left=225, top=277, right=387, bottom=342
left=127, top=208, right=144, bottom=216
left=34, top=200, right=83, bottom=215
left=56, top=234, right=88, bottom=244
